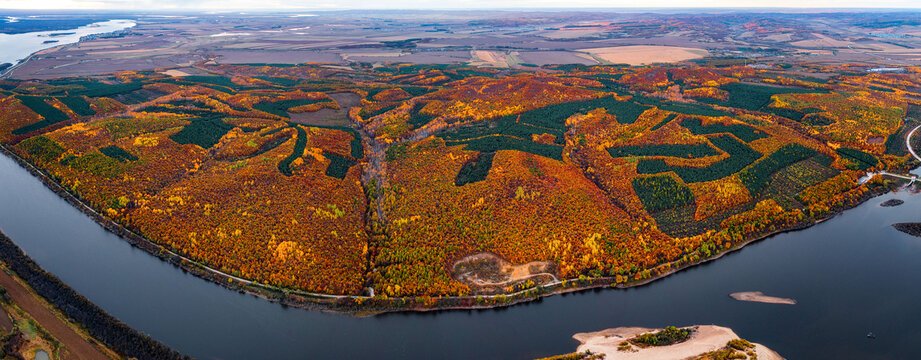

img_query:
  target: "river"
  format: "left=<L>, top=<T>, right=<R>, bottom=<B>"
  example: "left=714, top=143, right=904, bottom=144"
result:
left=0, top=151, right=920, bottom=359
left=0, top=19, right=136, bottom=67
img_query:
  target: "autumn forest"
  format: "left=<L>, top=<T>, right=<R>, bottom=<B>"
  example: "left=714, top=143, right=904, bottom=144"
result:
left=1, top=60, right=919, bottom=310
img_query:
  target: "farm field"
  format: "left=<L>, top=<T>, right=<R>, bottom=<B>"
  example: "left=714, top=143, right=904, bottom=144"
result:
left=1, top=58, right=920, bottom=309
left=9, top=10, right=921, bottom=81
left=579, top=45, right=709, bottom=65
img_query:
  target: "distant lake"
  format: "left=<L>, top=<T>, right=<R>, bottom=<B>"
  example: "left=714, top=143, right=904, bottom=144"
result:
left=1, top=150, right=921, bottom=359
left=0, top=19, right=135, bottom=67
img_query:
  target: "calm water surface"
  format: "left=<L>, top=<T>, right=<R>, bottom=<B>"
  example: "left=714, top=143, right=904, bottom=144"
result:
left=0, top=20, right=135, bottom=66
left=1, top=152, right=920, bottom=359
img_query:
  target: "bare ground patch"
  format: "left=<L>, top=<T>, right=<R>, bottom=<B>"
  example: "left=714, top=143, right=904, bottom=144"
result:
left=469, top=50, right=509, bottom=68
left=452, top=252, right=558, bottom=294
left=159, top=69, right=192, bottom=77
left=517, top=51, right=599, bottom=65
left=288, top=92, right=360, bottom=127
left=579, top=45, right=708, bottom=66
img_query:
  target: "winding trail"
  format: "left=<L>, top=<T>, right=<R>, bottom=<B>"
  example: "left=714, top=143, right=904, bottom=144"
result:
left=907, top=124, right=921, bottom=163
left=862, top=124, right=921, bottom=184
left=861, top=171, right=917, bottom=184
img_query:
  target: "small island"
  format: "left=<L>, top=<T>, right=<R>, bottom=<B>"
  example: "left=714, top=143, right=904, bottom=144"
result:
left=880, top=199, right=905, bottom=207
left=893, top=222, right=921, bottom=237
left=41, top=40, right=59, bottom=44
left=541, top=325, right=782, bottom=360
left=730, top=291, right=797, bottom=304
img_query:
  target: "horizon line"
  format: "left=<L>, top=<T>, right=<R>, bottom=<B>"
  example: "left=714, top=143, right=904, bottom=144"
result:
left=3, top=6, right=921, bottom=12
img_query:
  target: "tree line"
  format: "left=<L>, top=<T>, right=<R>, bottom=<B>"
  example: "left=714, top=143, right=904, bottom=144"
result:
left=0, top=230, right=187, bottom=360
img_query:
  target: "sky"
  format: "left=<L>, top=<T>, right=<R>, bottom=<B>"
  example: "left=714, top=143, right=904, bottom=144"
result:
left=2, top=0, right=921, bottom=10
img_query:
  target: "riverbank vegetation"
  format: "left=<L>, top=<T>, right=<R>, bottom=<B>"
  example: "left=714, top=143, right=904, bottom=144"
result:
left=568, top=325, right=781, bottom=360
left=0, top=61, right=918, bottom=310
left=0, top=231, right=185, bottom=359
left=632, top=326, right=693, bottom=347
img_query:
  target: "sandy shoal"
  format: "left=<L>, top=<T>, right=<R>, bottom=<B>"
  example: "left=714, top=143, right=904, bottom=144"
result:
left=574, top=325, right=783, bottom=360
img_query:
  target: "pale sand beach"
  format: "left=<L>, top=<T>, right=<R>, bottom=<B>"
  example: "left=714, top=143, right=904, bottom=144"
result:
left=573, top=325, right=783, bottom=360
left=730, top=291, right=797, bottom=305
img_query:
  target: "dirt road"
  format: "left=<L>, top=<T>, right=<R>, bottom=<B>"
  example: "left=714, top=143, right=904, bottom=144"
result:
left=0, top=270, right=111, bottom=360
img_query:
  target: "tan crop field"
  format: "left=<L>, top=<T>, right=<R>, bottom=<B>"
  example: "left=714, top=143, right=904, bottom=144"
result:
left=791, top=33, right=855, bottom=48
left=579, top=45, right=709, bottom=65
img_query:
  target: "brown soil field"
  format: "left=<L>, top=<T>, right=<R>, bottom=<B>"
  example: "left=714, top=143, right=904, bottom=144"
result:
left=541, top=29, right=607, bottom=39
left=214, top=50, right=342, bottom=64
left=289, top=92, right=360, bottom=127
left=791, top=33, right=855, bottom=48
left=763, top=33, right=794, bottom=42
left=0, top=270, right=112, bottom=360
left=350, top=51, right=470, bottom=64
left=470, top=50, right=508, bottom=67
left=0, top=306, right=12, bottom=333
left=518, top=51, right=599, bottom=65
left=159, top=69, right=191, bottom=77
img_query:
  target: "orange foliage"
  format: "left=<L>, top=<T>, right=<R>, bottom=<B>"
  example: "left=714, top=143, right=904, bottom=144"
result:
left=1, top=62, right=912, bottom=302
left=690, top=176, right=752, bottom=221
left=683, top=87, right=728, bottom=101
left=373, top=88, right=412, bottom=101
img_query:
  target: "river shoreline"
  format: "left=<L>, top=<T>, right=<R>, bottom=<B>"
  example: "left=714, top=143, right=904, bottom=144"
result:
left=0, top=230, right=184, bottom=359
left=0, top=143, right=894, bottom=316
left=0, top=19, right=136, bottom=79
